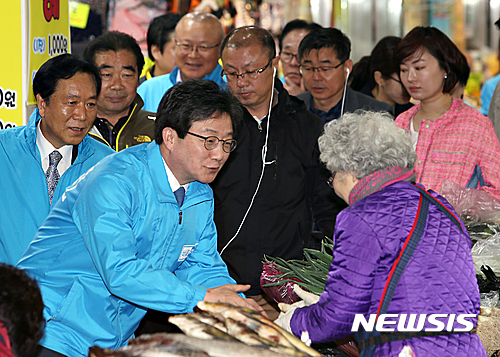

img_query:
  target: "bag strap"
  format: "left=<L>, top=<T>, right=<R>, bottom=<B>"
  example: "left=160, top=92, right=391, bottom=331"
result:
left=413, top=185, right=464, bottom=233
left=356, top=185, right=465, bottom=356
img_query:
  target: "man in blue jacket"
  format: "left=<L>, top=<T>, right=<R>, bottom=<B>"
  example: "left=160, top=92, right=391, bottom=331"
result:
left=138, top=12, right=226, bottom=112
left=0, top=54, right=114, bottom=265
left=18, top=79, right=261, bottom=357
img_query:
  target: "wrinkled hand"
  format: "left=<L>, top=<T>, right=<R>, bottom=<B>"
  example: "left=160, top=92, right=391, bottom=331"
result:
left=293, top=285, right=320, bottom=305
left=203, top=284, right=266, bottom=316
left=283, top=76, right=306, bottom=97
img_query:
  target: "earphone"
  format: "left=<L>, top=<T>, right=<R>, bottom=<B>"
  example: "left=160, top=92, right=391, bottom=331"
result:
left=340, top=67, right=350, bottom=117
left=220, top=64, right=277, bottom=255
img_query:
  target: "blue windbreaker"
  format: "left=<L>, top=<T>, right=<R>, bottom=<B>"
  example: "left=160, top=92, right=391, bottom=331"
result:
left=137, top=64, right=227, bottom=112
left=0, top=109, right=113, bottom=264
left=18, top=141, right=237, bottom=356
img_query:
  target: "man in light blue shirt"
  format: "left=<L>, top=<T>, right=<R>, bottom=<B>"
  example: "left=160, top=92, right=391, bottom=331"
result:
left=138, top=12, right=226, bottom=112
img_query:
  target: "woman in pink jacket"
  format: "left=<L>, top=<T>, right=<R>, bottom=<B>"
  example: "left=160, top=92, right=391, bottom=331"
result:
left=394, top=26, right=500, bottom=199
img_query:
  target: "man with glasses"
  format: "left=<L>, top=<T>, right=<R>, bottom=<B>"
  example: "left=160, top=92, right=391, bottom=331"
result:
left=211, top=26, right=337, bottom=320
left=279, top=19, right=322, bottom=96
left=138, top=12, right=226, bottom=112
left=297, top=27, right=392, bottom=124
left=18, top=80, right=263, bottom=357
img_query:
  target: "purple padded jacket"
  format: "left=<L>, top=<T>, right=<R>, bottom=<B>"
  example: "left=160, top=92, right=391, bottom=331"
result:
left=290, top=181, right=486, bottom=357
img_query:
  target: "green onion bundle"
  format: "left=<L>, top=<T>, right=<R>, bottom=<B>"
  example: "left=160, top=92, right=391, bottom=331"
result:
left=262, top=237, right=334, bottom=296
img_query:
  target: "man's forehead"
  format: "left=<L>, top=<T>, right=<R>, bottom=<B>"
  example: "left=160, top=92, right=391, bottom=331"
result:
left=94, top=50, right=138, bottom=69
left=302, top=47, right=339, bottom=62
left=176, top=19, right=221, bottom=41
left=191, top=113, right=232, bottom=132
left=223, top=45, right=267, bottom=64
left=53, top=72, right=96, bottom=97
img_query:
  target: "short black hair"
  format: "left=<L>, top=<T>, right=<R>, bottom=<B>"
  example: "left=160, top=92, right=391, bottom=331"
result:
left=83, top=31, right=144, bottom=79
left=33, top=53, right=101, bottom=104
left=0, top=263, right=44, bottom=357
left=155, top=79, right=243, bottom=144
left=279, top=19, right=322, bottom=52
left=394, top=26, right=462, bottom=94
left=298, top=27, right=351, bottom=63
left=147, top=13, right=182, bottom=61
left=221, top=26, right=276, bottom=62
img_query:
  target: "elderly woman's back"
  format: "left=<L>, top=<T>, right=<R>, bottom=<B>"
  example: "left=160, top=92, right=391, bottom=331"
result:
left=276, top=111, right=486, bottom=357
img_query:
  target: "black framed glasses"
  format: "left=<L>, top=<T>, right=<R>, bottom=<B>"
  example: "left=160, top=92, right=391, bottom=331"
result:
left=300, top=61, right=345, bottom=76
left=387, top=76, right=403, bottom=85
left=280, top=51, right=299, bottom=63
left=187, top=132, right=237, bottom=153
left=327, top=172, right=337, bottom=188
left=221, top=59, right=273, bottom=81
left=175, top=41, right=221, bottom=54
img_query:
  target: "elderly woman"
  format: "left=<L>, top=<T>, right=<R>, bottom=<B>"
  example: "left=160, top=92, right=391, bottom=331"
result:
left=275, top=111, right=485, bottom=357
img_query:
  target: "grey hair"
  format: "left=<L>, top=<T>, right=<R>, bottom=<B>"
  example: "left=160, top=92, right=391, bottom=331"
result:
left=318, top=110, right=416, bottom=178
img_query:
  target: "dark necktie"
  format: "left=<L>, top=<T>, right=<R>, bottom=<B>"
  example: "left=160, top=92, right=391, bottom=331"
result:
left=174, top=187, right=185, bottom=207
left=46, top=150, right=63, bottom=204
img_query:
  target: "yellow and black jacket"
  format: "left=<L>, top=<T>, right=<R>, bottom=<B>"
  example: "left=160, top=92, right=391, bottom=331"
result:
left=89, top=95, right=156, bottom=151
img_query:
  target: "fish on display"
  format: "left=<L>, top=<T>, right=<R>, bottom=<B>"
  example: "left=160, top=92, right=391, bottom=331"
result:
left=221, top=308, right=294, bottom=347
left=196, top=301, right=321, bottom=357
left=168, top=314, right=237, bottom=341
left=186, top=313, right=228, bottom=333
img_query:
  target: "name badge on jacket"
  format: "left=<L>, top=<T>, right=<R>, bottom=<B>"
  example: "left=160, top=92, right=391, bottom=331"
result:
left=178, top=244, right=198, bottom=262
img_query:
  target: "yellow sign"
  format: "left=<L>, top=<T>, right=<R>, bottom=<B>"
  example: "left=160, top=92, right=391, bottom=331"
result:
left=69, top=1, right=90, bottom=29
left=29, top=0, right=71, bottom=105
left=0, top=1, right=24, bottom=128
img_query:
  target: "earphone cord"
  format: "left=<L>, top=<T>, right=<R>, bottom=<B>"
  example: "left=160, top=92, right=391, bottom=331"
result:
left=340, top=69, right=350, bottom=117
left=220, top=68, right=276, bottom=256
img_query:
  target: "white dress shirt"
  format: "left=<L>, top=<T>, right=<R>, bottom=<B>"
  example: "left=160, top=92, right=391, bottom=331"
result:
left=36, top=121, right=73, bottom=175
left=162, top=158, right=189, bottom=194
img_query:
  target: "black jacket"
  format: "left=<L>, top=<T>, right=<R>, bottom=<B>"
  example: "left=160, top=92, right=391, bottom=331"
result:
left=211, top=79, right=342, bottom=295
left=297, top=86, right=393, bottom=119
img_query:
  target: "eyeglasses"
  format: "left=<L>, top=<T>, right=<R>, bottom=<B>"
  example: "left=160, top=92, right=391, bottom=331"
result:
left=327, top=172, right=337, bottom=188
left=175, top=41, right=221, bottom=54
left=187, top=132, right=237, bottom=153
left=280, top=51, right=299, bottom=64
left=300, top=61, right=345, bottom=77
left=221, top=59, right=273, bottom=81
left=387, top=76, right=403, bottom=85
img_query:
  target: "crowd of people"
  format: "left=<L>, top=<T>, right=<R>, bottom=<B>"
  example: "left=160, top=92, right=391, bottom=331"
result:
left=0, top=8, right=498, bottom=357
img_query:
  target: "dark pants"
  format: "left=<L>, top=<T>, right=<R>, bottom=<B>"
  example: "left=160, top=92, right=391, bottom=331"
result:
left=37, top=347, right=66, bottom=357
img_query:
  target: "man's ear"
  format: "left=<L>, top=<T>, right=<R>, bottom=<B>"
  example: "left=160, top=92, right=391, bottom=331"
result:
left=345, top=59, right=353, bottom=76
left=151, top=45, right=162, bottom=61
left=36, top=94, right=47, bottom=118
left=162, top=127, right=177, bottom=150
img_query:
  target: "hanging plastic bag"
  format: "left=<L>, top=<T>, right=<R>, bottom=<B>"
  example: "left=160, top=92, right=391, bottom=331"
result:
left=440, top=180, right=500, bottom=224
left=471, top=235, right=500, bottom=275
